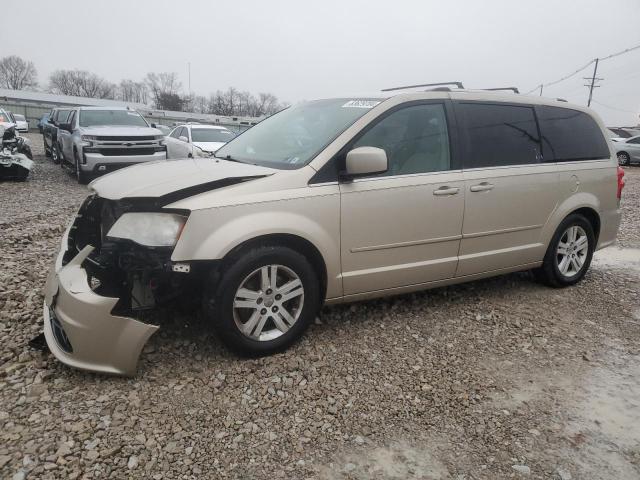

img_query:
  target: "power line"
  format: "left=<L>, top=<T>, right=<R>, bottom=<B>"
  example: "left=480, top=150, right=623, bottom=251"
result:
left=591, top=100, right=638, bottom=114
left=524, top=59, right=595, bottom=94
left=524, top=42, right=640, bottom=96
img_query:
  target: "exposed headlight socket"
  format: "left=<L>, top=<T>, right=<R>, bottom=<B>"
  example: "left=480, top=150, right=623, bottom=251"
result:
left=172, top=263, right=191, bottom=273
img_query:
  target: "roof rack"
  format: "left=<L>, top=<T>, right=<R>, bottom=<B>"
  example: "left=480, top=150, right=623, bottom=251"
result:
left=481, top=87, right=520, bottom=94
left=382, top=82, right=464, bottom=92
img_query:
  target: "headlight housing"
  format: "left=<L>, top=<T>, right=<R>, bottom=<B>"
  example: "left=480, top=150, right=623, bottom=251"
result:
left=107, top=212, right=187, bottom=247
left=193, top=145, right=213, bottom=157
left=81, top=135, right=97, bottom=147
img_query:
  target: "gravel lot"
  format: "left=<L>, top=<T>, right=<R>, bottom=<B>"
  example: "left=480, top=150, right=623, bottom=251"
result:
left=1, top=133, right=639, bottom=480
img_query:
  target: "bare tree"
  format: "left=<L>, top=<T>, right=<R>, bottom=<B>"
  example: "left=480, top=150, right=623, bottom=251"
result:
left=0, top=56, right=38, bottom=90
left=145, top=72, right=186, bottom=110
left=119, top=79, right=148, bottom=104
left=206, top=88, right=283, bottom=117
left=49, top=70, right=115, bottom=99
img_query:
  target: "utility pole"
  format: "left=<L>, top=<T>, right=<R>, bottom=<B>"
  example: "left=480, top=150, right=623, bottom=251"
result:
left=188, top=62, right=191, bottom=94
left=584, top=58, right=602, bottom=107
left=539, top=84, right=543, bottom=96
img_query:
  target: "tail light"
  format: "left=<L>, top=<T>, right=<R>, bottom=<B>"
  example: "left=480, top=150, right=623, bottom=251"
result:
left=617, top=166, right=625, bottom=200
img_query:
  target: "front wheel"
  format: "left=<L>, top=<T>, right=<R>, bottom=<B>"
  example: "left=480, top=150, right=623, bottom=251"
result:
left=51, top=142, right=61, bottom=164
left=205, top=246, right=320, bottom=356
left=74, top=151, right=89, bottom=184
left=617, top=152, right=630, bottom=166
left=534, top=214, right=595, bottom=287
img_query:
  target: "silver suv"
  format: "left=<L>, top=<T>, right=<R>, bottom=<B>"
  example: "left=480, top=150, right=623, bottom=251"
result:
left=57, top=107, right=166, bottom=183
left=43, top=90, right=624, bottom=375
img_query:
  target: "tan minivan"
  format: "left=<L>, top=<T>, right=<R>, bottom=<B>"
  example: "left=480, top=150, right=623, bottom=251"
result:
left=43, top=90, right=624, bottom=375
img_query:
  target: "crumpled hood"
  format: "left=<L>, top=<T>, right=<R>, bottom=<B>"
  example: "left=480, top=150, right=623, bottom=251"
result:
left=90, top=157, right=275, bottom=201
left=79, top=125, right=163, bottom=137
left=193, top=141, right=226, bottom=152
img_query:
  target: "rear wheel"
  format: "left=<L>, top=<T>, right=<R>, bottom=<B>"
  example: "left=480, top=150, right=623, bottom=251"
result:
left=617, top=152, right=630, bottom=166
left=205, top=246, right=320, bottom=356
left=534, top=214, right=595, bottom=287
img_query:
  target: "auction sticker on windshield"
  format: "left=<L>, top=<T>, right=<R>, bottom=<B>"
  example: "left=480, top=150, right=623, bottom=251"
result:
left=342, top=100, right=380, bottom=108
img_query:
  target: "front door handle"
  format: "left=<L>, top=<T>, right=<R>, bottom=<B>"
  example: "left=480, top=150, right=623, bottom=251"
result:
left=470, top=182, right=494, bottom=192
left=433, top=186, right=460, bottom=196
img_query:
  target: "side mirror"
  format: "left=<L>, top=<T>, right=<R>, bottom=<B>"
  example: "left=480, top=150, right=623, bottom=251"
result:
left=344, top=146, right=388, bottom=177
left=58, top=123, right=72, bottom=133
left=179, top=135, right=189, bottom=143
left=150, top=123, right=157, bottom=128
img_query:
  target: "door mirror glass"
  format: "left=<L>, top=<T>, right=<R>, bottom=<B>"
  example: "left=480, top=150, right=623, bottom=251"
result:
left=345, top=146, right=388, bottom=177
left=59, top=123, right=72, bottom=133
left=179, top=135, right=189, bottom=143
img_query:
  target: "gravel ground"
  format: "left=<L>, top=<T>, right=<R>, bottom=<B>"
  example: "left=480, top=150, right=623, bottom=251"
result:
left=1, top=133, right=639, bottom=479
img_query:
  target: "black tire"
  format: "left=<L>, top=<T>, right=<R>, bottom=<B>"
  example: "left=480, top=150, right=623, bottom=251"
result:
left=44, top=139, right=51, bottom=157
left=21, top=145, right=33, bottom=161
left=51, top=142, right=61, bottom=164
left=534, top=214, right=595, bottom=288
left=74, top=151, right=89, bottom=184
left=617, top=152, right=630, bottom=166
left=205, top=245, right=321, bottom=356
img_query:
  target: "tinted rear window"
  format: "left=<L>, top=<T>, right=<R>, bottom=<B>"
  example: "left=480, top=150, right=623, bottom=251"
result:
left=458, top=102, right=542, bottom=168
left=538, top=106, right=609, bottom=161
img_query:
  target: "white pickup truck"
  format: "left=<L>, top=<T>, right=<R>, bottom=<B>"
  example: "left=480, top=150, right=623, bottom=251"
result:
left=57, top=106, right=167, bottom=183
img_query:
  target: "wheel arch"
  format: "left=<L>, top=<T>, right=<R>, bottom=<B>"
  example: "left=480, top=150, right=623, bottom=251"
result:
left=542, top=193, right=602, bottom=250
left=221, top=233, right=328, bottom=301
left=570, top=206, right=601, bottom=243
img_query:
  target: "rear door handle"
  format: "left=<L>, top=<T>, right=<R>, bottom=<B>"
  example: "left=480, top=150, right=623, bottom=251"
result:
left=433, top=186, right=460, bottom=196
left=470, top=182, right=494, bottom=192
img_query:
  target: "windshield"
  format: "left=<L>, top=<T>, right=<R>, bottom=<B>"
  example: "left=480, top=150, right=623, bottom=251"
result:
left=191, top=128, right=236, bottom=143
left=0, top=110, right=9, bottom=123
left=15, top=114, right=25, bottom=121
left=79, top=110, right=148, bottom=128
left=215, top=98, right=383, bottom=169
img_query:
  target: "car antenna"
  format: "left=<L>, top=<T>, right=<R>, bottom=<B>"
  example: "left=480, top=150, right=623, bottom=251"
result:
left=381, top=82, right=464, bottom=92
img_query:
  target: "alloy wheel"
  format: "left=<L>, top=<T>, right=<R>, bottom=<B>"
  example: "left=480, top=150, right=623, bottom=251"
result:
left=617, top=152, right=630, bottom=166
left=233, top=264, right=304, bottom=341
left=556, top=225, right=589, bottom=277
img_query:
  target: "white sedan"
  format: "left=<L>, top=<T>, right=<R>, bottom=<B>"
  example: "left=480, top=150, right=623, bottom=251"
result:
left=165, top=124, right=236, bottom=158
left=12, top=113, right=29, bottom=132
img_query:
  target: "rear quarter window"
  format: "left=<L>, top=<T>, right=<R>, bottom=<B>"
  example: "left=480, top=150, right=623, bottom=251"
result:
left=537, top=106, right=609, bottom=161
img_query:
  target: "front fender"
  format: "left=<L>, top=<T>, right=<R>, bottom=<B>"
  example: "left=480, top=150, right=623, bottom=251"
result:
left=171, top=196, right=341, bottom=298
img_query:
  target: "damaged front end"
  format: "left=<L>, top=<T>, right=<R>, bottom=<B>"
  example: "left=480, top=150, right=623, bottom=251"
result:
left=43, top=195, right=203, bottom=376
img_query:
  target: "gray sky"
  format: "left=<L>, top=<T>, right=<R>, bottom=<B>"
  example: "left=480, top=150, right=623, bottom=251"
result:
left=3, top=0, right=640, bottom=125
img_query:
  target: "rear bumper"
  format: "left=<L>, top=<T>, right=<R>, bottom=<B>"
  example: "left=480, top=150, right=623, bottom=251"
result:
left=81, top=151, right=166, bottom=172
left=43, top=233, right=158, bottom=376
left=597, top=207, right=622, bottom=250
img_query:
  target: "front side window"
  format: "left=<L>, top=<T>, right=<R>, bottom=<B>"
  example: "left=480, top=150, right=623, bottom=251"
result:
left=459, top=103, right=541, bottom=168
left=628, top=136, right=640, bottom=145
left=14, top=114, right=25, bottom=121
left=538, top=106, right=609, bottom=161
left=351, top=103, right=451, bottom=176
left=191, top=128, right=236, bottom=143
left=215, top=98, right=384, bottom=169
left=56, top=110, right=71, bottom=123
left=169, top=127, right=181, bottom=138
left=79, top=110, right=149, bottom=128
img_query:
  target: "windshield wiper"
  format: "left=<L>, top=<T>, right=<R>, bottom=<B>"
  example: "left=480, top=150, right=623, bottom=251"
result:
left=214, top=153, right=245, bottom=164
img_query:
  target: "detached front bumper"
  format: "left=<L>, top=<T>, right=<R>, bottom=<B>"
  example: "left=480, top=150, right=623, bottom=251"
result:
left=43, top=233, right=158, bottom=376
